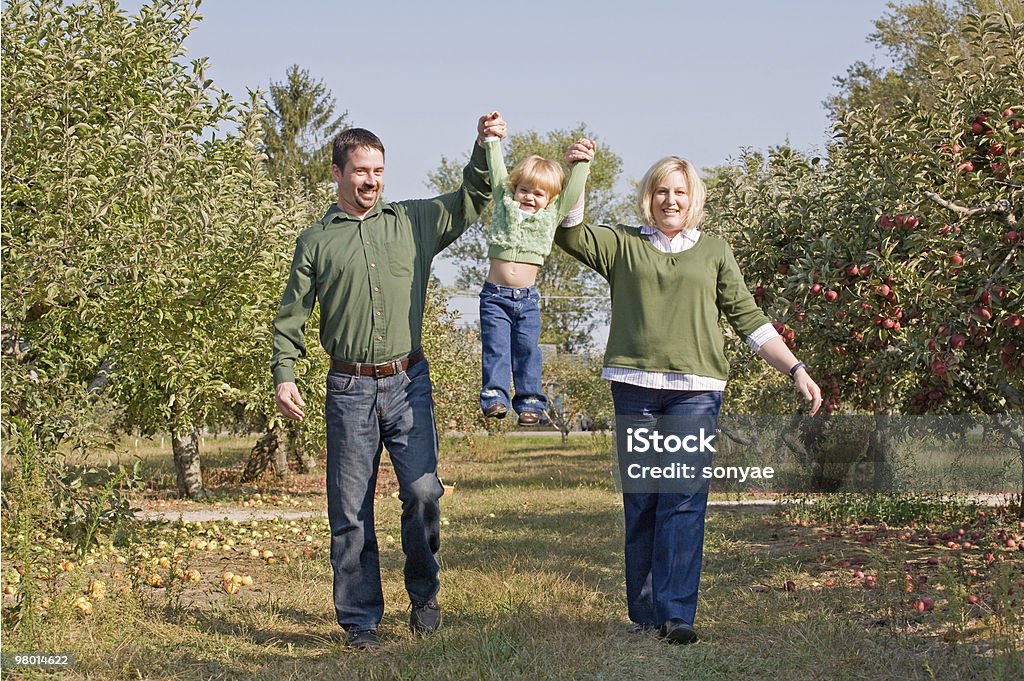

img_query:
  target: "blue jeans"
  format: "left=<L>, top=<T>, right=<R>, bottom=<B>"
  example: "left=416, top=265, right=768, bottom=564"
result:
left=610, top=381, right=722, bottom=627
left=479, top=282, right=547, bottom=415
left=325, top=358, right=444, bottom=632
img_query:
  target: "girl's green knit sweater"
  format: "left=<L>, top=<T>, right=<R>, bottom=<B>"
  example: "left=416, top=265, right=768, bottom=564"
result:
left=485, top=139, right=590, bottom=265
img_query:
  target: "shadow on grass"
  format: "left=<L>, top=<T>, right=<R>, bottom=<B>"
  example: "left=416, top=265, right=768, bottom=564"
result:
left=437, top=507, right=623, bottom=592
left=191, top=608, right=343, bottom=648
left=448, top=449, right=614, bottom=492
left=135, top=610, right=638, bottom=681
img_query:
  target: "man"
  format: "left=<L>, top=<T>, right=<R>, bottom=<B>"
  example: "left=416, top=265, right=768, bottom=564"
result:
left=271, top=113, right=507, bottom=649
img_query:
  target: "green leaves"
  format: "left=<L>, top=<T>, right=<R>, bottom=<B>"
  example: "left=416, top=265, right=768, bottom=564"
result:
left=712, top=6, right=1023, bottom=419
left=259, top=64, right=347, bottom=192
left=2, top=0, right=323, bottom=507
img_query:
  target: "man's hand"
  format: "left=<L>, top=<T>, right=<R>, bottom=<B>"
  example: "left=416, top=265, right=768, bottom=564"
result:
left=478, top=111, right=507, bottom=143
left=275, top=381, right=306, bottom=421
left=564, top=137, right=596, bottom=164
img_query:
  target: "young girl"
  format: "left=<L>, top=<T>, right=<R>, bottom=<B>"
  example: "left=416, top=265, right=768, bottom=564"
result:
left=478, top=113, right=593, bottom=425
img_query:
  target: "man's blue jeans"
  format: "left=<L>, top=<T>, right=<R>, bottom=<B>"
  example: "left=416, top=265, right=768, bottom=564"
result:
left=611, top=381, right=722, bottom=627
left=325, top=358, right=444, bottom=632
left=478, top=282, right=547, bottom=415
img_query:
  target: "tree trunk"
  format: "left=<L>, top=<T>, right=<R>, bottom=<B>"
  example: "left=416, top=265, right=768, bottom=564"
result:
left=868, top=411, right=896, bottom=492
left=1018, top=440, right=1023, bottom=520
left=544, top=405, right=570, bottom=446
left=241, top=424, right=288, bottom=483
left=272, top=430, right=289, bottom=478
left=989, top=414, right=1024, bottom=520
left=286, top=422, right=318, bottom=474
left=172, top=426, right=206, bottom=499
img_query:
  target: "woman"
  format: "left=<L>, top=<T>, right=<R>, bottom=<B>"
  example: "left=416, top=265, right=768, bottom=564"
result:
left=555, top=150, right=821, bottom=644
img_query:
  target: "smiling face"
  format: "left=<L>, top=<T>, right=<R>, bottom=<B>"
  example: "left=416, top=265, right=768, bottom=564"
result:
left=508, top=155, right=563, bottom=215
left=650, top=170, right=691, bottom=236
left=513, top=184, right=552, bottom=214
left=332, top=145, right=384, bottom=217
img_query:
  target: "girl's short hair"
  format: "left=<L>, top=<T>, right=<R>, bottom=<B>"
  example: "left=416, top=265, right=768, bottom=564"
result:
left=636, top=156, right=706, bottom=230
left=508, top=155, right=565, bottom=197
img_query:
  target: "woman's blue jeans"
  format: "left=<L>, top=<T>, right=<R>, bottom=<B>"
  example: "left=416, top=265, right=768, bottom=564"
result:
left=611, top=381, right=722, bottom=627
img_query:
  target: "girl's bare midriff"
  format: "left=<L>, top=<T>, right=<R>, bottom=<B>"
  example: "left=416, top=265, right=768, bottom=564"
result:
left=485, top=258, right=540, bottom=288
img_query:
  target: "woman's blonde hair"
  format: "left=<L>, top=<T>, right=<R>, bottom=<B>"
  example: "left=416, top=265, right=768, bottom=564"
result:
left=508, top=155, right=565, bottom=198
left=636, top=156, right=706, bottom=230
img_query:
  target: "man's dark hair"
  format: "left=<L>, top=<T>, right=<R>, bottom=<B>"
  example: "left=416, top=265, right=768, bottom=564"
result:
left=332, top=128, right=385, bottom=170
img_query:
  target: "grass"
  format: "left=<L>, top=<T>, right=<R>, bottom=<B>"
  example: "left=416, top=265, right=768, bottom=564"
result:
left=2, top=434, right=1022, bottom=680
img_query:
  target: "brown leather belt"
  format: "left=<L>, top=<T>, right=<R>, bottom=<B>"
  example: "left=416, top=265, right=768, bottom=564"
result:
left=330, top=348, right=425, bottom=378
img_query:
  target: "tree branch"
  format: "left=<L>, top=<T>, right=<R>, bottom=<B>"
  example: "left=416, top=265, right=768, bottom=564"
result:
left=999, top=380, right=1023, bottom=409
left=924, top=191, right=1020, bottom=291
left=924, top=192, right=1017, bottom=226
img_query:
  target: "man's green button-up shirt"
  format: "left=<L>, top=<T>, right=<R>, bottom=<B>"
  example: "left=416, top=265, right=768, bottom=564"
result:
left=271, top=142, right=491, bottom=385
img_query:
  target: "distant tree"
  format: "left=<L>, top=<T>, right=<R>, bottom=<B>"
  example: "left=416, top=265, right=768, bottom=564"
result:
left=422, top=281, right=482, bottom=435
left=544, top=352, right=613, bottom=444
left=826, top=0, right=1023, bottom=120
left=261, top=65, right=347, bottom=190
left=429, top=126, right=626, bottom=352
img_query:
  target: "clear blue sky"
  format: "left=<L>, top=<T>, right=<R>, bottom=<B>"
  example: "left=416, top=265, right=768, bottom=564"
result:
left=158, top=0, right=896, bottom=323
left=175, top=0, right=893, bottom=201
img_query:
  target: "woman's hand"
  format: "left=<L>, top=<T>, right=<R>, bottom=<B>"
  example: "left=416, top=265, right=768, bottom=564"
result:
left=793, top=367, right=823, bottom=415
left=564, top=137, right=596, bottom=164
left=756, top=336, right=823, bottom=415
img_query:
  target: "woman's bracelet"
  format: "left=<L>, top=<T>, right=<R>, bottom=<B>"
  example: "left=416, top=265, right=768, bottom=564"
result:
left=788, top=361, right=807, bottom=380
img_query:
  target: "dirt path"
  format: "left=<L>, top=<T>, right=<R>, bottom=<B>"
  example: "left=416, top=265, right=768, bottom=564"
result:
left=133, top=494, right=1014, bottom=523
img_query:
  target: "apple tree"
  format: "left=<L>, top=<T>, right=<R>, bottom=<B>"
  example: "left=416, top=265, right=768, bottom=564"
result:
left=421, top=283, right=483, bottom=437
left=543, top=352, right=614, bottom=444
left=1, top=0, right=311, bottom=505
left=711, top=11, right=1022, bottom=506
